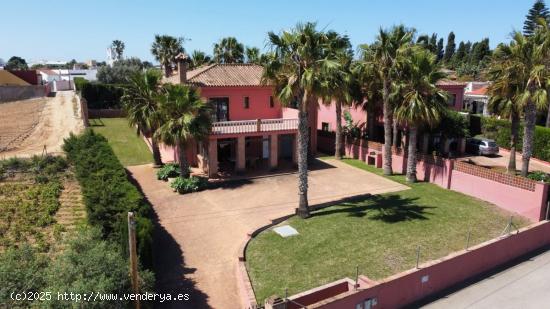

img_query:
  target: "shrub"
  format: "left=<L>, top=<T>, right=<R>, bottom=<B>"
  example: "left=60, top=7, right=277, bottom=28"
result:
left=73, top=77, right=88, bottom=92
left=156, top=163, right=181, bottom=181
left=80, top=82, right=123, bottom=109
left=170, top=176, right=208, bottom=194
left=527, top=171, right=550, bottom=183
left=62, top=130, right=153, bottom=269
left=430, top=110, right=470, bottom=139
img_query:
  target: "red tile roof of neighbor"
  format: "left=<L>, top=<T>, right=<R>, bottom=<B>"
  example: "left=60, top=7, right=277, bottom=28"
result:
left=165, top=63, right=267, bottom=87
left=436, top=79, right=466, bottom=86
left=465, top=86, right=488, bottom=96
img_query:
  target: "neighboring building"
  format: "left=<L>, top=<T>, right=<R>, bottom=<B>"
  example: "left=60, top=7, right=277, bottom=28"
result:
left=463, top=81, right=490, bottom=115
left=8, top=70, right=42, bottom=85
left=38, top=69, right=97, bottom=83
left=0, top=70, right=30, bottom=86
left=161, top=54, right=310, bottom=177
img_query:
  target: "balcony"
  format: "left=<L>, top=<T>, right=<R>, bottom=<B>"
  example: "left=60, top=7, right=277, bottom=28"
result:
left=211, top=118, right=298, bottom=135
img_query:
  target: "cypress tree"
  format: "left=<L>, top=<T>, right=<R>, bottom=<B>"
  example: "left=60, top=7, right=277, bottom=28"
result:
left=455, top=41, right=466, bottom=63
left=524, top=0, right=550, bottom=36
left=436, top=38, right=444, bottom=62
left=444, top=32, right=456, bottom=62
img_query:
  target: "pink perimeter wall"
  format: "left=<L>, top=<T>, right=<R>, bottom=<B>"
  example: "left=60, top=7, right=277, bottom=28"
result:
left=200, top=86, right=282, bottom=121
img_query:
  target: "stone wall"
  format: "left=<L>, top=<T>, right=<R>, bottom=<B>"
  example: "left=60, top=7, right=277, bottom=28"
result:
left=0, top=85, right=48, bottom=102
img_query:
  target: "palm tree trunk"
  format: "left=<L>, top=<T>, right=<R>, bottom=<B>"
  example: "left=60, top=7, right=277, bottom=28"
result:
left=521, top=101, right=537, bottom=177
left=382, top=78, right=393, bottom=175
left=508, top=112, right=519, bottom=174
left=367, top=105, right=375, bottom=140
left=151, top=137, right=163, bottom=167
left=164, top=64, right=171, bottom=77
left=334, top=101, right=343, bottom=159
left=406, top=126, right=418, bottom=183
left=177, top=141, right=190, bottom=178
left=296, top=91, right=310, bottom=219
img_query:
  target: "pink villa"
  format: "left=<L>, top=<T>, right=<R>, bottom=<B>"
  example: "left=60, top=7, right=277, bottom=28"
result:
left=156, top=55, right=319, bottom=177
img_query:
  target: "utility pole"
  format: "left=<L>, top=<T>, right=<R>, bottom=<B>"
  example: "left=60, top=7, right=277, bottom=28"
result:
left=128, top=212, right=140, bottom=309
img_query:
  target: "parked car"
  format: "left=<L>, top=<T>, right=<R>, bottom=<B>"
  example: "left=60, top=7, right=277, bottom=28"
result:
left=466, top=138, right=499, bottom=156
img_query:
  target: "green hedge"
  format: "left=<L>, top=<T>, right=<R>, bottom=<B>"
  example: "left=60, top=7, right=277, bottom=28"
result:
left=62, top=130, right=153, bottom=269
left=481, top=117, right=550, bottom=162
left=80, top=82, right=123, bottom=109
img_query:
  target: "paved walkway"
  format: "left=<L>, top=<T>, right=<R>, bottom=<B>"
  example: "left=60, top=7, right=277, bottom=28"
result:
left=423, top=248, right=550, bottom=309
left=127, top=158, right=407, bottom=309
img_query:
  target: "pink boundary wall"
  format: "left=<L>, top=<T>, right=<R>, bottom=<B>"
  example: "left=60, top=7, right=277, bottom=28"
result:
left=343, top=141, right=548, bottom=221
left=305, top=220, right=550, bottom=309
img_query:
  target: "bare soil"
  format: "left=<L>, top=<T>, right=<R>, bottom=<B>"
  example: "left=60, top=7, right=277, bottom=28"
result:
left=0, top=91, right=84, bottom=158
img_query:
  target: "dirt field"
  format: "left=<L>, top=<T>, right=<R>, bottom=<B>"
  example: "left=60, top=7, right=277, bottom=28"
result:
left=0, top=91, right=84, bottom=158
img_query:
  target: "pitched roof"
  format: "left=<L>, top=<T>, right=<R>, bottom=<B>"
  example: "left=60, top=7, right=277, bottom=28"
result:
left=0, top=70, right=30, bottom=86
left=465, top=86, right=488, bottom=96
left=165, top=63, right=267, bottom=87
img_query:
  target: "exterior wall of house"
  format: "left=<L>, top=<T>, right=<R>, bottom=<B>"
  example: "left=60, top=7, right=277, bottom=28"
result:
left=317, top=100, right=365, bottom=131
left=439, top=84, right=465, bottom=111
left=200, top=86, right=283, bottom=121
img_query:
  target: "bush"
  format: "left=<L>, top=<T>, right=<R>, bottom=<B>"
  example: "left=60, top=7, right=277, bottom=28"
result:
left=80, top=82, right=123, bottom=109
left=481, top=117, right=550, bottom=162
left=170, top=176, right=208, bottom=194
left=430, top=110, right=470, bottom=139
left=73, top=77, right=88, bottom=91
left=156, top=163, right=181, bottom=181
left=527, top=171, right=550, bottom=183
left=62, top=130, right=153, bottom=269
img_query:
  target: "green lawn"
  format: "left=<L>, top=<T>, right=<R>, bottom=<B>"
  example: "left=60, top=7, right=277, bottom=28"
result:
left=89, top=118, right=153, bottom=166
left=246, top=158, right=530, bottom=303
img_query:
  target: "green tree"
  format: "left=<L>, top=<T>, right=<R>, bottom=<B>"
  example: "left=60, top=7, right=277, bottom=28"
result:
left=246, top=46, right=261, bottom=64
left=395, top=48, right=448, bottom=183
left=151, top=35, right=184, bottom=77
left=263, top=22, right=337, bottom=218
left=121, top=69, right=164, bottom=166
left=454, top=41, right=467, bottom=64
left=213, top=37, right=245, bottom=63
left=155, top=84, right=212, bottom=178
left=360, top=25, right=415, bottom=175
left=5, top=56, right=28, bottom=70
left=96, top=57, right=149, bottom=84
left=190, top=50, right=212, bottom=68
left=436, top=38, right=444, bottom=62
left=524, top=0, right=550, bottom=36
left=443, top=31, right=456, bottom=63
left=111, top=39, right=125, bottom=60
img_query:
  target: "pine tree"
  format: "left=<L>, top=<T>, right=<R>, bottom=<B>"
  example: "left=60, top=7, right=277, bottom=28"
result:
left=444, top=32, right=456, bottom=63
left=524, top=0, right=550, bottom=36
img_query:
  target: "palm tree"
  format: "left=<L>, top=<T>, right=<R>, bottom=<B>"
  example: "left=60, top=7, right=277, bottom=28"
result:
left=263, top=22, right=336, bottom=218
left=319, top=32, right=358, bottom=159
left=489, top=31, right=549, bottom=176
left=394, top=48, right=448, bottom=183
left=487, top=47, right=523, bottom=174
left=155, top=84, right=212, bottom=178
left=151, top=35, right=184, bottom=77
left=213, top=37, right=245, bottom=63
left=190, top=50, right=212, bottom=69
left=360, top=25, right=415, bottom=175
left=245, top=47, right=261, bottom=64
left=354, top=52, right=383, bottom=140
left=111, top=40, right=125, bottom=60
left=122, top=69, right=164, bottom=167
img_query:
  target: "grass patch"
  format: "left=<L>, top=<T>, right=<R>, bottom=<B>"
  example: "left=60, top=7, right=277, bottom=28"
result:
left=89, top=118, right=152, bottom=166
left=246, top=158, right=530, bottom=303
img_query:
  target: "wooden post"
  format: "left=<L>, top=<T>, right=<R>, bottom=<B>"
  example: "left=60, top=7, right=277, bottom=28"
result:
left=128, top=212, right=140, bottom=309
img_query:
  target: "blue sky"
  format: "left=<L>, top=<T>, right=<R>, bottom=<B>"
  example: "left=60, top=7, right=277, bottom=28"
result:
left=0, top=0, right=538, bottom=64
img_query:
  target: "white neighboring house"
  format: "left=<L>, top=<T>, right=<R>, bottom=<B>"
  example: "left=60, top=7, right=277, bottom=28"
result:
left=463, top=82, right=491, bottom=116
left=38, top=69, right=97, bottom=91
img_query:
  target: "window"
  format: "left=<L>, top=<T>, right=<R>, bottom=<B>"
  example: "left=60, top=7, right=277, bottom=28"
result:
left=243, top=97, right=250, bottom=109
left=322, top=122, right=330, bottom=131
left=269, top=96, right=274, bottom=108
left=447, top=94, right=457, bottom=106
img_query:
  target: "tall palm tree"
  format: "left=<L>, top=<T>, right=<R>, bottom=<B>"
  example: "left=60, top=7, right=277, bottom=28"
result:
left=155, top=84, right=212, bottom=178
left=190, top=50, right=212, bottom=69
left=151, top=35, right=184, bottom=77
left=394, top=48, right=448, bottom=183
left=111, top=40, right=125, bottom=60
left=122, top=69, right=164, bottom=167
left=360, top=25, right=415, bottom=175
left=489, top=31, right=549, bottom=176
left=353, top=52, right=383, bottom=140
left=213, top=37, right=245, bottom=63
left=319, top=32, right=358, bottom=159
left=487, top=47, right=523, bottom=174
left=245, top=47, right=261, bottom=64
left=263, top=22, right=336, bottom=218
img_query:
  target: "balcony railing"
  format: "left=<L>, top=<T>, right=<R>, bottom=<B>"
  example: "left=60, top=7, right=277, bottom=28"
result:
left=211, top=118, right=298, bottom=135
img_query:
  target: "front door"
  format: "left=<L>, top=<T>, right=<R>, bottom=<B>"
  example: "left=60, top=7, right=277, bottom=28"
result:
left=209, top=98, right=229, bottom=122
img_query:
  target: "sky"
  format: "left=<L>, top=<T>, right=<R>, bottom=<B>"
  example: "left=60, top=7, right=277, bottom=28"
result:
left=0, top=0, right=538, bottom=64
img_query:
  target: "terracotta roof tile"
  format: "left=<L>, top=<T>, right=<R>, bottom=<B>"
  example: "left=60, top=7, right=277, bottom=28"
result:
left=436, top=79, right=466, bottom=86
left=165, top=63, right=266, bottom=87
left=465, top=86, right=488, bottom=96
left=0, top=70, right=30, bottom=86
